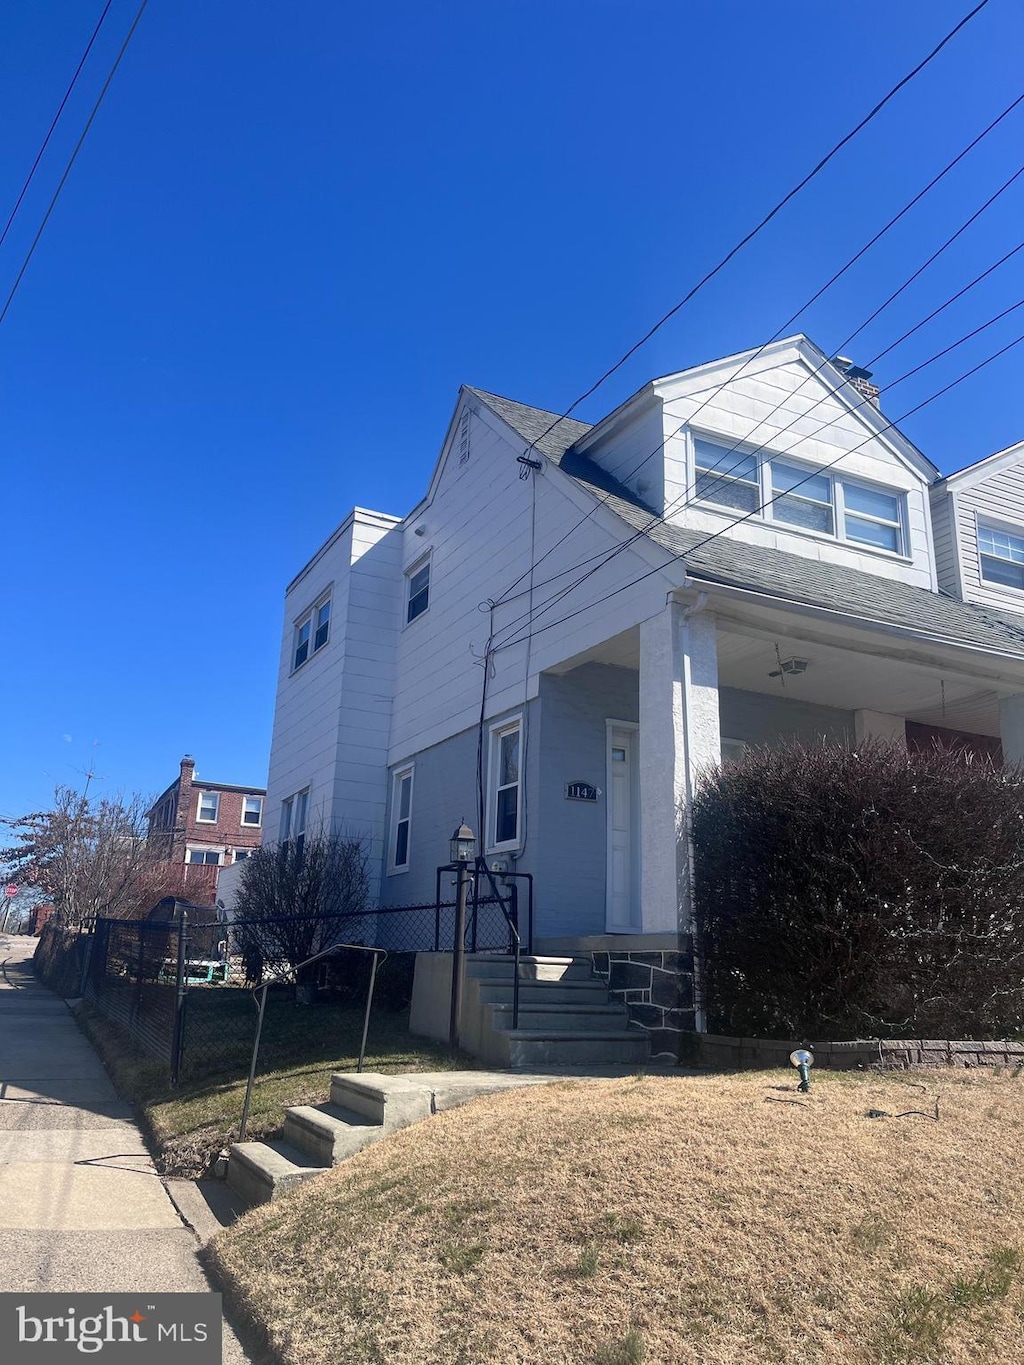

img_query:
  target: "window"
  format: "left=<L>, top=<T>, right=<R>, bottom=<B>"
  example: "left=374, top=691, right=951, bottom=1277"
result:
left=242, top=796, right=263, bottom=826
left=389, top=767, right=414, bottom=872
left=232, top=849, right=250, bottom=861
left=489, top=719, right=522, bottom=850
left=406, top=558, right=430, bottom=623
left=293, top=595, right=331, bottom=670
left=187, top=848, right=221, bottom=865
left=280, top=798, right=292, bottom=842
left=197, top=792, right=219, bottom=823
left=280, top=788, right=310, bottom=851
left=978, top=522, right=1024, bottom=590
left=692, top=435, right=906, bottom=556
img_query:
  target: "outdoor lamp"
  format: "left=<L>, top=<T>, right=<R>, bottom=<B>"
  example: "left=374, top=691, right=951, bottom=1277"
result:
left=789, top=1048, right=814, bottom=1092
left=450, top=821, right=475, bottom=864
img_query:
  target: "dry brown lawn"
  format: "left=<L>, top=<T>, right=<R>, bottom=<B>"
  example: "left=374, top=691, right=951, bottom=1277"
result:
left=211, top=1068, right=1024, bottom=1365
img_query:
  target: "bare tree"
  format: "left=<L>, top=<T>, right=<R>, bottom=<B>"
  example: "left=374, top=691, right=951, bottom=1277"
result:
left=231, top=830, right=370, bottom=996
left=0, top=785, right=171, bottom=928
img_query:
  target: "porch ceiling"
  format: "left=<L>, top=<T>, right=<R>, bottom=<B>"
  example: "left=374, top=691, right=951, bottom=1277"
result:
left=545, top=622, right=1002, bottom=737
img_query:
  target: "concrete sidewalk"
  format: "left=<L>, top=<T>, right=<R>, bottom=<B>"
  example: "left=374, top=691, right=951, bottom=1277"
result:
left=0, top=934, right=254, bottom=1363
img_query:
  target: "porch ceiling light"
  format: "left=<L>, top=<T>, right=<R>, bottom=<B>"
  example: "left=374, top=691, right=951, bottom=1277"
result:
left=789, top=1048, right=814, bottom=1092
left=769, top=657, right=810, bottom=679
left=450, top=821, right=476, bottom=864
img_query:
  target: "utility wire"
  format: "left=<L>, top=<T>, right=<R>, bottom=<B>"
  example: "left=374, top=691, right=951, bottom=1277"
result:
left=0, top=0, right=149, bottom=331
left=494, top=235, right=1024, bottom=619
left=512, top=0, right=994, bottom=463
left=0, top=1, right=114, bottom=255
left=496, top=87, right=1024, bottom=608
left=495, top=294, right=1024, bottom=648
left=493, top=325, right=1024, bottom=656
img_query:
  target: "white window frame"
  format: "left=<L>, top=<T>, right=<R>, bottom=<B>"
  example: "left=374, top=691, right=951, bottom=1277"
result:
left=196, top=791, right=220, bottom=823
left=280, top=797, right=293, bottom=843
left=486, top=715, right=523, bottom=854
left=976, top=515, right=1024, bottom=593
left=241, top=796, right=263, bottom=827
left=292, top=592, right=332, bottom=672
left=186, top=846, right=223, bottom=866
left=689, top=431, right=909, bottom=559
left=388, top=765, right=415, bottom=874
left=404, top=554, right=431, bottom=625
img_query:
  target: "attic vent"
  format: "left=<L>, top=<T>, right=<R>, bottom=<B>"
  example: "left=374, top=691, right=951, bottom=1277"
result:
left=458, top=412, right=471, bottom=466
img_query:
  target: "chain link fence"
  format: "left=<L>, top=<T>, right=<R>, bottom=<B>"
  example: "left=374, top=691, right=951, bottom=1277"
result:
left=80, top=894, right=517, bottom=1085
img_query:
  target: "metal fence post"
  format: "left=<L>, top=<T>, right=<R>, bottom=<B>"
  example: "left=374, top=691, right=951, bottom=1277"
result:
left=169, top=904, right=189, bottom=1088
left=450, top=862, right=470, bottom=1049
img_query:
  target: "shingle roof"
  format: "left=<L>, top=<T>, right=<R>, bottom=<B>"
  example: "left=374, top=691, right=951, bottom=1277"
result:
left=469, top=388, right=1024, bottom=658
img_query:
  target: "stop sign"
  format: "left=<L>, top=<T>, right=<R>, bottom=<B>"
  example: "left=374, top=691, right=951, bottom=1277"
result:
left=4, top=886, right=17, bottom=897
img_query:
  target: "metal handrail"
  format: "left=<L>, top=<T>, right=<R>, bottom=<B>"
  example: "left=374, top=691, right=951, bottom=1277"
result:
left=238, top=940, right=387, bottom=1143
left=471, top=859, right=524, bottom=1032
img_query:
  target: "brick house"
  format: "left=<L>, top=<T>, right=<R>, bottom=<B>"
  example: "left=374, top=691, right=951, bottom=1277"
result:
left=146, top=755, right=266, bottom=904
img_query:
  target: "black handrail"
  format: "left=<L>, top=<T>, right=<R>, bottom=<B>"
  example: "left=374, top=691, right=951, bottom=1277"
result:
left=471, top=859, right=525, bottom=1031
left=238, top=940, right=387, bottom=1143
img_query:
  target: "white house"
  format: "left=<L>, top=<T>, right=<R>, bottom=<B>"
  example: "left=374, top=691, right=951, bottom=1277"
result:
left=262, top=335, right=1024, bottom=1059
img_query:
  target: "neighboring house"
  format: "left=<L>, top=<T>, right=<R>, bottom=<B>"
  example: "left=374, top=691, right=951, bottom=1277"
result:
left=146, top=755, right=266, bottom=904
left=263, top=334, right=1024, bottom=1048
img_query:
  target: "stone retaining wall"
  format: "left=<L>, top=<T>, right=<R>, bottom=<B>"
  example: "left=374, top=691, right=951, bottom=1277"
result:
left=689, top=1031, right=1024, bottom=1071
left=589, top=944, right=696, bottom=1060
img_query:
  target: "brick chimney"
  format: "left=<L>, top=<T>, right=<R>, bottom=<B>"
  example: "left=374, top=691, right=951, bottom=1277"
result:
left=833, top=355, right=880, bottom=409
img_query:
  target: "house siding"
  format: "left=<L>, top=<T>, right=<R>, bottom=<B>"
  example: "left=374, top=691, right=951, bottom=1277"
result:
left=930, top=486, right=961, bottom=598
left=952, top=464, right=1024, bottom=612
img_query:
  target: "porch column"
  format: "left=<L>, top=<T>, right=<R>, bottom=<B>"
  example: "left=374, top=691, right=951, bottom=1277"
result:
left=999, top=695, right=1024, bottom=767
left=854, top=710, right=907, bottom=749
left=638, top=599, right=720, bottom=933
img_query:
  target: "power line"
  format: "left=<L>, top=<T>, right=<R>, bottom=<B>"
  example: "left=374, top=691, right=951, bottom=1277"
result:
left=496, top=88, right=1024, bottom=609
left=493, top=325, right=1024, bottom=656
left=0, top=0, right=149, bottom=331
left=492, top=158, right=1024, bottom=643
left=0, top=2, right=114, bottom=255
left=495, top=294, right=1024, bottom=646
left=512, top=0, right=994, bottom=462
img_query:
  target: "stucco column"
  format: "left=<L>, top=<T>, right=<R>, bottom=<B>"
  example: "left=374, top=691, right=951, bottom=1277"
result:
left=638, top=599, right=720, bottom=934
left=854, top=710, right=907, bottom=749
left=999, top=695, right=1024, bottom=767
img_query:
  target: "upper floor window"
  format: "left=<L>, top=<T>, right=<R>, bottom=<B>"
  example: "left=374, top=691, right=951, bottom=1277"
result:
left=488, top=718, right=522, bottom=851
left=197, top=791, right=220, bottom=823
left=406, top=558, right=430, bottom=623
left=281, top=788, right=310, bottom=853
left=692, top=436, right=907, bottom=556
left=978, top=521, right=1024, bottom=590
left=293, top=596, right=331, bottom=671
left=242, top=796, right=263, bottom=827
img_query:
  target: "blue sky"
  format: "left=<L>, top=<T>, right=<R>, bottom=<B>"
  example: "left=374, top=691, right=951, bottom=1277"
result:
left=1, top=0, right=1022, bottom=821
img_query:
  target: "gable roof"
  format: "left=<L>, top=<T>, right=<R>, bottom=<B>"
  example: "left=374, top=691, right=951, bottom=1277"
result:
left=470, top=388, right=1024, bottom=659
left=935, top=437, right=1024, bottom=493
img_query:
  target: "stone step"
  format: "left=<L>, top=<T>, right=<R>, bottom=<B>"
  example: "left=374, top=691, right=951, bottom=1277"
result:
left=329, top=1072, right=434, bottom=1129
left=487, top=1003, right=629, bottom=1033
left=505, top=1029, right=651, bottom=1068
left=281, top=1103, right=384, bottom=1166
left=464, top=954, right=593, bottom=983
left=476, top=980, right=609, bottom=1005
left=226, top=1139, right=325, bottom=1207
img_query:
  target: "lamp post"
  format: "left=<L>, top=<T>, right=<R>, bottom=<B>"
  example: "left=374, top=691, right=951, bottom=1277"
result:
left=449, top=821, right=475, bottom=1049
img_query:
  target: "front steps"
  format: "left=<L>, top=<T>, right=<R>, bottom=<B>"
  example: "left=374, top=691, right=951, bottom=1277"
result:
left=462, top=954, right=651, bottom=1068
left=226, top=1072, right=433, bottom=1208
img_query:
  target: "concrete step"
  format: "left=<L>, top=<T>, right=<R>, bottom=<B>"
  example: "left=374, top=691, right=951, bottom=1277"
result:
left=477, top=980, right=610, bottom=1006
left=487, top=1003, right=630, bottom=1032
left=505, top=1029, right=651, bottom=1068
left=282, top=1103, right=384, bottom=1165
left=226, top=1139, right=325, bottom=1207
left=465, top=954, right=593, bottom=983
left=329, top=1072, right=434, bottom=1130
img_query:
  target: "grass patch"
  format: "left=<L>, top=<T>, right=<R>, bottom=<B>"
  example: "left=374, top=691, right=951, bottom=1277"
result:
left=76, top=992, right=464, bottom=1175
left=211, top=1067, right=1024, bottom=1364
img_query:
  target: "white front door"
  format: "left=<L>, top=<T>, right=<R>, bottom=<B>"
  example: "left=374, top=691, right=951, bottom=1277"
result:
left=606, top=721, right=640, bottom=931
